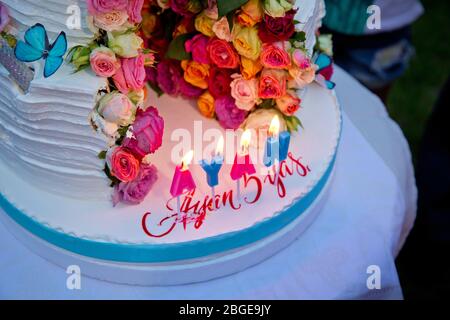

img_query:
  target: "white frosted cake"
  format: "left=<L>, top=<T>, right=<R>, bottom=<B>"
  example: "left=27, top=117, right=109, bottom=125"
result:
left=0, top=0, right=341, bottom=285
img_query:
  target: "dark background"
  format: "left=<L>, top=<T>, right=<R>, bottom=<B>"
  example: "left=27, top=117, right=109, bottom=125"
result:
left=390, top=0, right=450, bottom=300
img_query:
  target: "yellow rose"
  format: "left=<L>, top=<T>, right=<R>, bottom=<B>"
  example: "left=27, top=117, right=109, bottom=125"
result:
left=195, top=11, right=216, bottom=37
left=240, top=57, right=263, bottom=79
left=238, top=0, right=263, bottom=27
left=141, top=12, right=157, bottom=39
left=232, top=25, right=262, bottom=61
left=181, top=60, right=210, bottom=89
left=263, top=0, right=294, bottom=18
left=197, top=91, right=215, bottom=118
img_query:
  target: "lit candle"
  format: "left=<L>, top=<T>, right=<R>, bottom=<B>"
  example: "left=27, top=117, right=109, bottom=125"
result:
left=200, top=136, right=224, bottom=204
left=263, top=116, right=291, bottom=185
left=170, top=150, right=196, bottom=215
left=230, top=130, right=256, bottom=201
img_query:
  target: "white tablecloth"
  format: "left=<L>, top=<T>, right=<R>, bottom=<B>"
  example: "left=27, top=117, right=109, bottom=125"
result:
left=0, top=67, right=417, bottom=300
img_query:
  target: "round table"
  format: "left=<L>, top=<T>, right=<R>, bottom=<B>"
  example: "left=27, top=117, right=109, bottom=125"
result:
left=0, top=67, right=417, bottom=300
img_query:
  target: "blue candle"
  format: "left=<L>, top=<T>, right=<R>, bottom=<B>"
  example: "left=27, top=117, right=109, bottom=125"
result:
left=200, top=156, right=223, bottom=187
left=279, top=131, right=291, bottom=161
left=263, top=116, right=291, bottom=167
left=263, top=136, right=279, bottom=167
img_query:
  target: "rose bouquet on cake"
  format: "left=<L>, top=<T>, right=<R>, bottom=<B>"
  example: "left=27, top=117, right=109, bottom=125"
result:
left=68, top=0, right=164, bottom=205
left=142, top=0, right=318, bottom=138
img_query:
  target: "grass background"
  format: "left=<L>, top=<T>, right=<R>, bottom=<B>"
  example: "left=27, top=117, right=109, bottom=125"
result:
left=386, top=0, right=450, bottom=299
left=387, top=0, right=450, bottom=160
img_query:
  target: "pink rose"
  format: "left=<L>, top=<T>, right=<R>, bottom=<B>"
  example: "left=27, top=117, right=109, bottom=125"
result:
left=171, top=0, right=201, bottom=17
left=292, top=49, right=311, bottom=69
left=212, top=17, right=232, bottom=42
left=107, top=146, right=140, bottom=183
left=122, top=107, right=164, bottom=160
left=179, top=78, right=204, bottom=99
left=154, top=59, right=204, bottom=98
left=156, top=59, right=183, bottom=96
left=259, top=69, right=287, bottom=99
left=113, top=54, right=146, bottom=94
left=260, top=42, right=291, bottom=69
left=275, top=90, right=301, bottom=116
left=87, top=0, right=128, bottom=15
left=207, top=38, right=240, bottom=69
left=127, top=0, right=144, bottom=23
left=205, top=0, right=219, bottom=19
left=215, top=96, right=248, bottom=129
left=112, top=164, right=158, bottom=206
left=288, top=65, right=317, bottom=89
left=97, top=92, right=135, bottom=126
left=0, top=3, right=10, bottom=33
left=230, top=74, right=260, bottom=111
left=208, top=67, right=232, bottom=98
left=185, top=34, right=210, bottom=64
left=90, top=47, right=120, bottom=77
left=93, top=10, right=129, bottom=31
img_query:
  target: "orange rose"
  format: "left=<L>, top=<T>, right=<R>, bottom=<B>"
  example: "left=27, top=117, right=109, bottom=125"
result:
left=197, top=91, right=215, bottom=118
left=237, top=0, right=263, bottom=27
left=181, top=60, right=210, bottom=89
left=240, top=56, right=263, bottom=79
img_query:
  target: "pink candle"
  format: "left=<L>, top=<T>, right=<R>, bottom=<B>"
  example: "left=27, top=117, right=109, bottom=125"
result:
left=230, top=153, right=256, bottom=180
left=170, top=150, right=196, bottom=198
left=230, top=130, right=255, bottom=200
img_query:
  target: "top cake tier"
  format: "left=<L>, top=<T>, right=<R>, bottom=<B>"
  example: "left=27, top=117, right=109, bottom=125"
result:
left=2, top=0, right=94, bottom=47
left=2, top=0, right=325, bottom=54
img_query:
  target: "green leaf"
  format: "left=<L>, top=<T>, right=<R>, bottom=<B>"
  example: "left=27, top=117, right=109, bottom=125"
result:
left=166, top=33, right=193, bottom=61
left=115, top=125, right=130, bottom=146
left=103, top=164, right=120, bottom=187
left=149, top=82, right=164, bottom=97
left=284, top=115, right=303, bottom=133
left=217, top=0, right=248, bottom=17
left=259, top=99, right=275, bottom=109
left=98, top=150, right=107, bottom=160
left=292, top=31, right=306, bottom=42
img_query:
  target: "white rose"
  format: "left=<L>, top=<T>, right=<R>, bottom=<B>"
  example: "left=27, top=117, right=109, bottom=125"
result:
left=241, top=108, right=287, bottom=148
left=108, top=31, right=143, bottom=58
left=97, top=92, right=136, bottom=126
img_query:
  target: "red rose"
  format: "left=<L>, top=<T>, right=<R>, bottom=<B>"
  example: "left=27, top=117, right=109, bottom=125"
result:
left=106, top=146, right=140, bottom=183
left=258, top=10, right=296, bottom=44
left=207, top=38, right=240, bottom=69
left=208, top=67, right=233, bottom=98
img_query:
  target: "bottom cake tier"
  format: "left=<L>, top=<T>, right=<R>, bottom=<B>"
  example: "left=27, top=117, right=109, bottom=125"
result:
left=0, top=83, right=341, bottom=285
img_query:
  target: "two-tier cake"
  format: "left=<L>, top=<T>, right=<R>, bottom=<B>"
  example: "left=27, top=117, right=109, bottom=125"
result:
left=0, top=0, right=341, bottom=285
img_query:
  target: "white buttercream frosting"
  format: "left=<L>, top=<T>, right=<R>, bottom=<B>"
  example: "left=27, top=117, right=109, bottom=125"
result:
left=0, top=0, right=326, bottom=200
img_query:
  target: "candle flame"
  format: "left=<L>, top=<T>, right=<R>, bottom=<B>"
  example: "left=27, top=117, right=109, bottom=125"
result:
left=215, top=136, right=224, bottom=157
left=240, top=129, right=252, bottom=153
left=269, top=115, right=280, bottom=137
left=181, top=150, right=194, bottom=171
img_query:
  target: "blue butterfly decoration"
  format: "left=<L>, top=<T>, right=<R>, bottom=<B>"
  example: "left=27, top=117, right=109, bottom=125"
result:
left=314, top=53, right=336, bottom=90
left=15, top=23, right=67, bottom=78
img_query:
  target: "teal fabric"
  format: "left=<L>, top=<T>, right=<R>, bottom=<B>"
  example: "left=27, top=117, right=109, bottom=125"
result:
left=323, top=0, right=374, bottom=35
